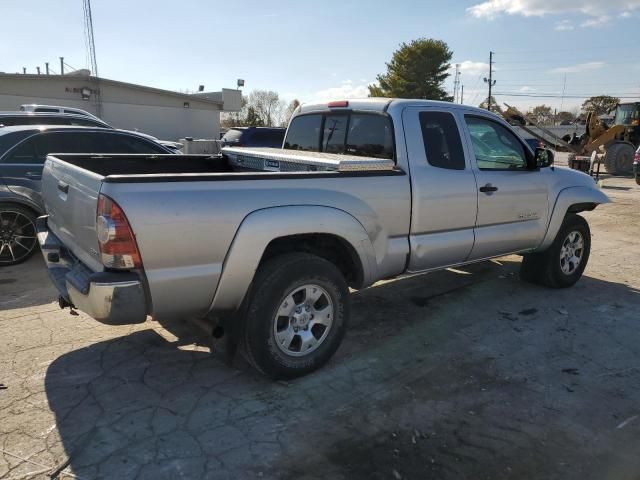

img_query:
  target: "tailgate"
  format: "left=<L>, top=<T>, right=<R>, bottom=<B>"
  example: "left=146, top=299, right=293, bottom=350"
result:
left=42, top=155, right=105, bottom=272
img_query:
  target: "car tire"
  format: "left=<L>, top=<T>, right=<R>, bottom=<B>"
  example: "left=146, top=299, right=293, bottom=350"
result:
left=520, top=214, right=591, bottom=288
left=242, top=253, right=349, bottom=379
left=0, top=204, right=39, bottom=266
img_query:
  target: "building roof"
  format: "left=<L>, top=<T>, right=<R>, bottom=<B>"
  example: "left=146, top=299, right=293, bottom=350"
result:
left=0, top=73, right=225, bottom=107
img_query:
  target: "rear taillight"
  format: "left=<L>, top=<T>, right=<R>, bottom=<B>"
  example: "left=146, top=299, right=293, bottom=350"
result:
left=96, top=194, right=142, bottom=269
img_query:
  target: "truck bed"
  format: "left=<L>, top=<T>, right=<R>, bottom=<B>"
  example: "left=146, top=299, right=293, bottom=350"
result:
left=49, top=149, right=397, bottom=183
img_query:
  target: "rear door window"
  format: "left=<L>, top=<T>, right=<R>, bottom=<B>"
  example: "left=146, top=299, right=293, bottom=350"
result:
left=3, top=137, right=39, bottom=163
left=284, top=114, right=322, bottom=151
left=419, top=111, right=465, bottom=170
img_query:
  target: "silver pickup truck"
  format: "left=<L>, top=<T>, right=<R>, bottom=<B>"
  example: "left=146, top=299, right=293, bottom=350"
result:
left=37, top=98, right=609, bottom=379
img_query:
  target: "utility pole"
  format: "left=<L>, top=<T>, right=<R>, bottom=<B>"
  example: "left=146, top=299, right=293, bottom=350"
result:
left=60, top=57, right=64, bottom=75
left=453, top=63, right=460, bottom=103
left=483, top=51, right=496, bottom=111
left=461, top=85, right=464, bottom=104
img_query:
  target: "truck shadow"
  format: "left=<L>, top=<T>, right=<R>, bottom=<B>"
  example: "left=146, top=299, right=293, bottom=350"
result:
left=43, top=259, right=639, bottom=479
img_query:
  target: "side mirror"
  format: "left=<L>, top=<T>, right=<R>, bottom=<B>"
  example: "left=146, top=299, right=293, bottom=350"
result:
left=535, top=147, right=554, bottom=168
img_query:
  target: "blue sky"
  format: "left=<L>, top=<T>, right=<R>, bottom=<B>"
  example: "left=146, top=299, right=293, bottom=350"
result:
left=2, top=0, right=640, bottom=112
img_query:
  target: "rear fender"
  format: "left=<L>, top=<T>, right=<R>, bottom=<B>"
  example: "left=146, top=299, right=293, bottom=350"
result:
left=537, top=186, right=610, bottom=251
left=209, top=205, right=377, bottom=313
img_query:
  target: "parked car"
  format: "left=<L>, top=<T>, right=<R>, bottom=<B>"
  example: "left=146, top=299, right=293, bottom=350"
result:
left=221, top=127, right=286, bottom=148
left=0, top=112, right=111, bottom=128
left=37, top=99, right=608, bottom=379
left=15, top=105, right=163, bottom=143
left=20, top=104, right=101, bottom=121
left=0, top=125, right=172, bottom=265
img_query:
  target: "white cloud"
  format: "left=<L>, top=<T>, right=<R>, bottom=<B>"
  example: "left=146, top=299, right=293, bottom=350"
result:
left=467, top=0, right=640, bottom=20
left=451, top=60, right=490, bottom=76
left=519, top=86, right=535, bottom=92
left=555, top=19, right=574, bottom=30
left=580, top=15, right=610, bottom=26
left=620, top=10, right=633, bottom=17
left=312, top=80, right=370, bottom=102
left=549, top=61, right=605, bottom=73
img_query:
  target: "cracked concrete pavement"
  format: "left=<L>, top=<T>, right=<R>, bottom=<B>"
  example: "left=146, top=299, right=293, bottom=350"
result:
left=1, top=159, right=639, bottom=479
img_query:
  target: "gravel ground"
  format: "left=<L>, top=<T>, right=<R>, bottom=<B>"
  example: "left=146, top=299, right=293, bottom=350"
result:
left=0, top=156, right=638, bottom=480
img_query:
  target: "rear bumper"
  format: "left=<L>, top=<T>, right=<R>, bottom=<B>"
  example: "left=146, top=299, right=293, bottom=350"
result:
left=37, top=216, right=148, bottom=325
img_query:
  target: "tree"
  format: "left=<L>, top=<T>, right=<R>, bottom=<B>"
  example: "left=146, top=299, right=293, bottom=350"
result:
left=529, top=104, right=553, bottom=125
left=479, top=96, right=503, bottom=115
left=248, top=90, right=285, bottom=127
left=244, top=106, right=265, bottom=127
left=368, top=38, right=453, bottom=101
left=556, top=111, right=576, bottom=123
left=581, top=95, right=620, bottom=116
left=220, top=90, right=288, bottom=128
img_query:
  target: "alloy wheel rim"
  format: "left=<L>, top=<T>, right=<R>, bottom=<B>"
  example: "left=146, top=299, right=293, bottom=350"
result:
left=0, top=211, right=37, bottom=264
left=273, top=283, right=334, bottom=357
left=559, top=230, right=584, bottom=275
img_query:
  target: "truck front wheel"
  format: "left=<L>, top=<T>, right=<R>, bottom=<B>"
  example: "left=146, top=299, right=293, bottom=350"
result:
left=520, top=214, right=591, bottom=288
left=242, top=253, right=349, bottom=379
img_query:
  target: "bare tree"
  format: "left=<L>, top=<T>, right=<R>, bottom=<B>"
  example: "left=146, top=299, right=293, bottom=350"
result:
left=248, top=90, right=285, bottom=127
left=220, top=90, right=291, bottom=128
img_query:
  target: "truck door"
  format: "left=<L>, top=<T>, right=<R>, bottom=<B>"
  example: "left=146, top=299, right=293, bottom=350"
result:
left=402, top=107, right=478, bottom=272
left=462, top=114, right=549, bottom=260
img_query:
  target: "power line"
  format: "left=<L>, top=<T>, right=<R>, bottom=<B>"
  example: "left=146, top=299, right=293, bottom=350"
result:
left=494, top=91, right=640, bottom=98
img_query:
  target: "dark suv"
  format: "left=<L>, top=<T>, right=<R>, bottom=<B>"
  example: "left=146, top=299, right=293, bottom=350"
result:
left=221, top=127, right=286, bottom=148
left=0, top=125, right=171, bottom=266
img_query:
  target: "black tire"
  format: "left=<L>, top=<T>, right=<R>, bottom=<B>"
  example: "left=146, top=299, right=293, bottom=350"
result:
left=603, top=142, right=634, bottom=175
left=242, top=253, right=349, bottom=379
left=0, top=204, right=39, bottom=266
left=520, top=214, right=591, bottom=288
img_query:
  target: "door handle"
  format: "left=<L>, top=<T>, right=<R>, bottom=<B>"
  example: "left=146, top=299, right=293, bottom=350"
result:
left=57, top=182, right=69, bottom=194
left=25, top=171, right=42, bottom=179
left=479, top=184, right=498, bottom=193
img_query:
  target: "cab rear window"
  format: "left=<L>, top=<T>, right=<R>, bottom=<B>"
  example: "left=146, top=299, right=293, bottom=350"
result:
left=284, top=112, right=394, bottom=160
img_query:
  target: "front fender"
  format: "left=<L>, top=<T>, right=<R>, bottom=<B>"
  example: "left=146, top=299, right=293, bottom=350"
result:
left=209, top=205, right=377, bottom=313
left=537, top=185, right=610, bottom=251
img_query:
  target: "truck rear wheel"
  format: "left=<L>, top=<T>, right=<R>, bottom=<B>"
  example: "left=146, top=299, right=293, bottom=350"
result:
left=603, top=142, right=634, bottom=175
left=242, top=253, right=349, bottom=379
left=0, top=204, right=38, bottom=266
left=520, top=214, right=591, bottom=288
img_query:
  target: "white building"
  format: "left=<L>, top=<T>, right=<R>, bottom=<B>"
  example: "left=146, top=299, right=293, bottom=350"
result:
left=0, top=72, right=242, bottom=140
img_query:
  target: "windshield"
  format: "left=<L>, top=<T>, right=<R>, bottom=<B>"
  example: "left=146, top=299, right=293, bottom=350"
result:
left=614, top=104, right=640, bottom=125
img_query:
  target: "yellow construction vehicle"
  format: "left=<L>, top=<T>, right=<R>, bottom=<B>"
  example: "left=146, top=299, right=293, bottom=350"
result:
left=503, top=102, right=639, bottom=176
